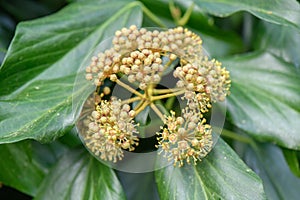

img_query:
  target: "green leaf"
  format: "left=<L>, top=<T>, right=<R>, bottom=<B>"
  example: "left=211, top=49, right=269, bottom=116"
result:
left=282, top=148, right=300, bottom=177
left=155, top=138, right=266, bottom=200
left=34, top=148, right=126, bottom=200
left=117, top=171, right=159, bottom=200
left=0, top=1, right=142, bottom=143
left=193, top=0, right=300, bottom=31
left=141, top=0, right=244, bottom=57
left=242, top=143, right=300, bottom=200
left=0, top=141, right=52, bottom=196
left=224, top=51, right=300, bottom=149
left=254, top=21, right=300, bottom=67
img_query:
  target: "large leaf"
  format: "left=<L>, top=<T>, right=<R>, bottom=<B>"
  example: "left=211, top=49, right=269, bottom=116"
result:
left=0, top=141, right=60, bottom=196
left=34, top=149, right=126, bottom=200
left=224, top=51, right=300, bottom=149
left=242, top=142, right=300, bottom=200
left=0, top=1, right=142, bottom=143
left=254, top=21, right=300, bottom=68
left=155, top=138, right=266, bottom=200
left=141, top=0, right=244, bottom=57
left=117, top=171, right=160, bottom=200
left=193, top=0, right=300, bottom=31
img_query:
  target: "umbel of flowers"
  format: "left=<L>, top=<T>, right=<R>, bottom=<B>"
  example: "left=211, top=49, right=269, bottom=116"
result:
left=82, top=25, right=231, bottom=167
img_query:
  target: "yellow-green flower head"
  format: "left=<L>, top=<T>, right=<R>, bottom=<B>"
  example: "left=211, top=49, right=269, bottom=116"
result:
left=82, top=26, right=231, bottom=166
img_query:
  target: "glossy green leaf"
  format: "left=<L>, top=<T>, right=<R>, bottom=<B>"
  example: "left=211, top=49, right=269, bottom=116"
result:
left=0, top=1, right=142, bottom=143
left=254, top=21, right=300, bottom=67
left=0, top=140, right=61, bottom=196
left=242, top=143, right=300, bottom=200
left=282, top=148, right=300, bottom=177
left=155, top=138, right=265, bottom=200
left=224, top=51, right=300, bottom=149
left=193, top=0, right=300, bottom=31
left=117, top=171, right=160, bottom=200
left=141, top=0, right=244, bottom=57
left=34, top=149, right=126, bottom=200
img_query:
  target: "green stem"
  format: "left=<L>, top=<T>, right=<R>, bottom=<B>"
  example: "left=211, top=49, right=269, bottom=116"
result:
left=150, top=103, right=165, bottom=122
left=177, top=3, right=194, bottom=26
left=141, top=5, right=167, bottom=28
left=151, top=90, right=185, bottom=101
left=121, top=96, right=142, bottom=104
left=153, top=87, right=182, bottom=94
left=221, top=129, right=254, bottom=145
left=116, top=79, right=144, bottom=98
left=134, top=100, right=150, bottom=116
left=165, top=96, right=176, bottom=110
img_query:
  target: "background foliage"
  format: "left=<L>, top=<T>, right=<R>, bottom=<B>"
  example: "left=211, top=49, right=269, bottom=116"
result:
left=0, top=0, right=300, bottom=199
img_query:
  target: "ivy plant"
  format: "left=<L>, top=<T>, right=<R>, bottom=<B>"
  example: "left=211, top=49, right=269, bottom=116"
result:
left=0, top=0, right=300, bottom=199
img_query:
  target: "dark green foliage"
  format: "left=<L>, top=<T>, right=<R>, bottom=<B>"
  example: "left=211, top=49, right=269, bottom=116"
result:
left=0, top=0, right=299, bottom=199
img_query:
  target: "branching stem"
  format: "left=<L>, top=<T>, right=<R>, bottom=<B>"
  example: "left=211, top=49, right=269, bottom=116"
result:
left=150, top=103, right=165, bottom=122
left=116, top=79, right=144, bottom=98
left=151, top=90, right=185, bottom=101
left=153, top=87, right=183, bottom=94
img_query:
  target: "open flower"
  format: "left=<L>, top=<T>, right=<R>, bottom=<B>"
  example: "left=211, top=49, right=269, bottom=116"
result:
left=156, top=94, right=213, bottom=166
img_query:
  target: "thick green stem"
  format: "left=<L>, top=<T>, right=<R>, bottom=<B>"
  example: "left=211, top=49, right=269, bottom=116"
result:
left=141, top=5, right=167, bottom=28
left=177, top=3, right=194, bottom=26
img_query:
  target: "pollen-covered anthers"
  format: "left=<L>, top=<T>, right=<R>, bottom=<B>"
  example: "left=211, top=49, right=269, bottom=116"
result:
left=119, top=49, right=165, bottom=90
left=182, top=90, right=211, bottom=114
left=85, top=48, right=122, bottom=86
left=156, top=109, right=213, bottom=167
left=174, top=57, right=231, bottom=103
left=83, top=97, right=139, bottom=163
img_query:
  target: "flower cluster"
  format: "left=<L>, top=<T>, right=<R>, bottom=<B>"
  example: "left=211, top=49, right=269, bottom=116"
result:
left=119, top=49, right=164, bottom=90
left=85, top=25, right=203, bottom=87
left=81, top=26, right=231, bottom=167
left=174, top=57, right=230, bottom=112
left=157, top=108, right=212, bottom=167
left=83, top=97, right=139, bottom=162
